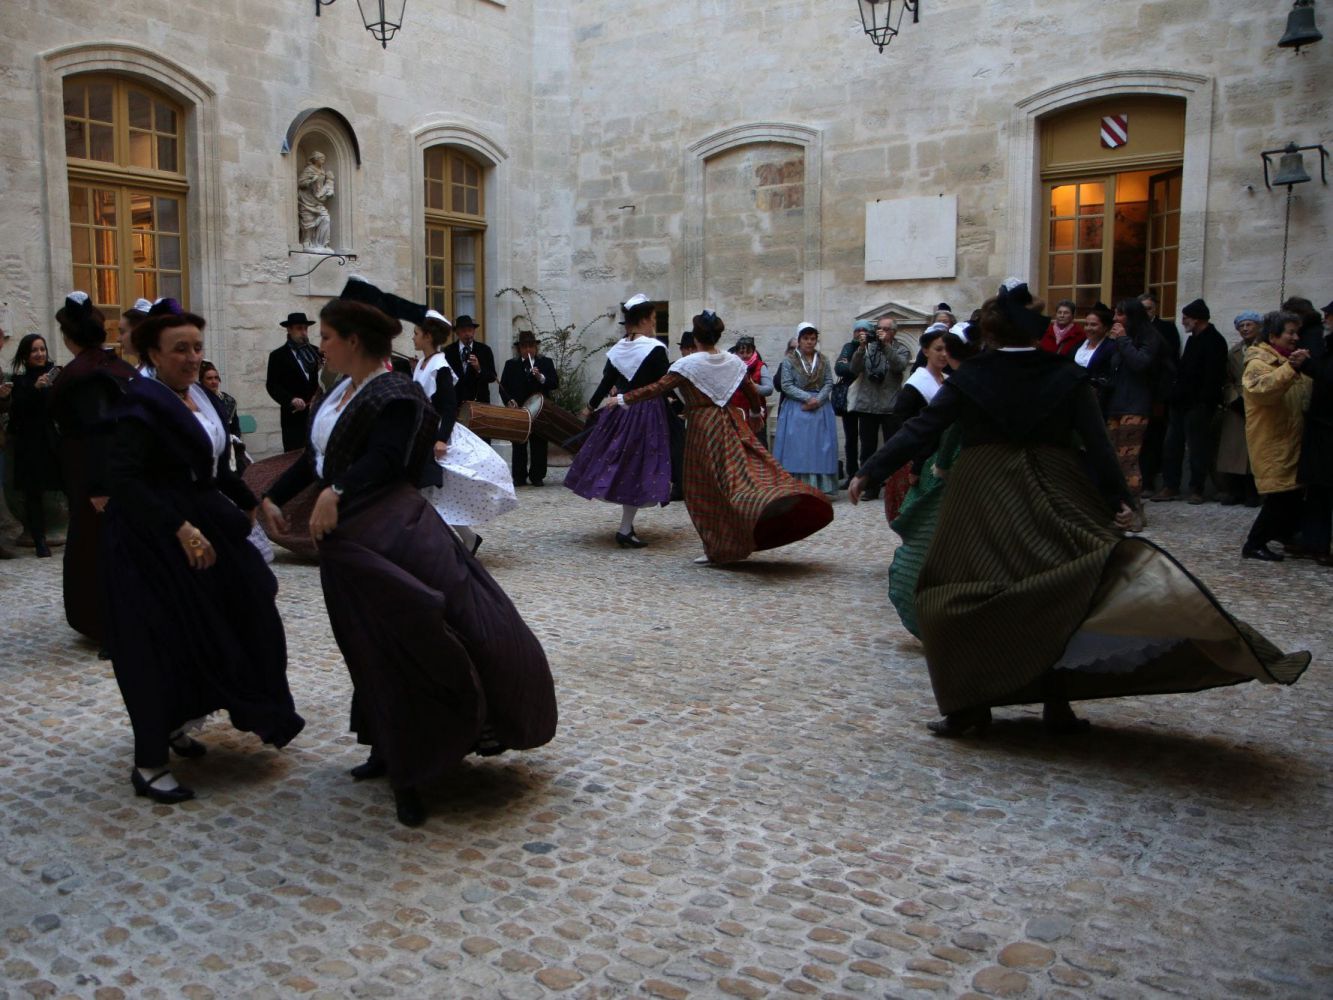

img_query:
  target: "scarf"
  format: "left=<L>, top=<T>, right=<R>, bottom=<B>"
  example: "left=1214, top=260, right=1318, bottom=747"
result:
left=289, top=337, right=322, bottom=380
left=1270, top=340, right=1294, bottom=358
left=1051, top=321, right=1078, bottom=345
left=861, top=340, right=889, bottom=381
left=786, top=349, right=827, bottom=392
left=669, top=351, right=747, bottom=407
left=607, top=335, right=664, bottom=382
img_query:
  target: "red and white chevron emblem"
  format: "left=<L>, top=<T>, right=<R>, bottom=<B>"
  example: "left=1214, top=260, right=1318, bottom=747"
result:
left=1100, top=114, right=1129, bottom=149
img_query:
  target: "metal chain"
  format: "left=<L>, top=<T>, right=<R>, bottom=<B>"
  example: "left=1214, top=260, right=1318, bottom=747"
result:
left=1279, top=186, right=1293, bottom=307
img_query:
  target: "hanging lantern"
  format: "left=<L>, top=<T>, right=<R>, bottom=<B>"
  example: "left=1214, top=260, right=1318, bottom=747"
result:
left=357, top=0, right=407, bottom=49
left=857, top=0, right=920, bottom=53
left=1278, top=0, right=1323, bottom=52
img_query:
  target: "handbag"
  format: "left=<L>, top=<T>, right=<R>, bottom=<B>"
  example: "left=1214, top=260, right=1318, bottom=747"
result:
left=831, top=380, right=850, bottom=416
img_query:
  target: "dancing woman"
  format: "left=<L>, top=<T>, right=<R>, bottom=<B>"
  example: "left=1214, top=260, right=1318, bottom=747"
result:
left=851, top=282, right=1309, bottom=736
left=564, top=293, right=672, bottom=547
left=103, top=307, right=304, bottom=803
left=49, top=293, right=136, bottom=643
left=411, top=309, right=517, bottom=554
left=260, top=282, right=556, bottom=827
left=610, top=311, right=833, bottom=564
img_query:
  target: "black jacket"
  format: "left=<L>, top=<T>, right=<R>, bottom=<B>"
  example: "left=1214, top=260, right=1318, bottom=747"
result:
left=1299, top=332, right=1333, bottom=488
left=499, top=356, right=559, bottom=406
left=588, top=346, right=670, bottom=408
left=1168, top=324, right=1228, bottom=409
left=265, top=341, right=321, bottom=432
left=444, top=340, right=497, bottom=403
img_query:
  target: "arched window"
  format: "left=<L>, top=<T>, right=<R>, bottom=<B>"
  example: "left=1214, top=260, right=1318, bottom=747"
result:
left=423, top=147, right=485, bottom=331
left=1039, top=96, right=1184, bottom=313
left=63, top=74, right=188, bottom=348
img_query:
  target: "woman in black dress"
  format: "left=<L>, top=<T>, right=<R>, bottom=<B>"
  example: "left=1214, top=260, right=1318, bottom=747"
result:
left=259, top=282, right=557, bottom=827
left=851, top=282, right=1309, bottom=737
left=104, top=307, right=304, bottom=803
left=4, top=334, right=62, bottom=556
left=49, top=293, right=136, bottom=644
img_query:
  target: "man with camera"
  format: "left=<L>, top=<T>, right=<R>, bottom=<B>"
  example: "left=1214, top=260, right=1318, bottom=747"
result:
left=848, top=315, right=911, bottom=499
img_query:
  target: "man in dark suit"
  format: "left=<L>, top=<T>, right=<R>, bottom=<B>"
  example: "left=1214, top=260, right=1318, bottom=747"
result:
left=1138, top=291, right=1180, bottom=492
left=443, top=315, right=496, bottom=404
left=1149, top=298, right=1228, bottom=505
left=265, top=312, right=322, bottom=451
left=500, top=331, right=559, bottom=486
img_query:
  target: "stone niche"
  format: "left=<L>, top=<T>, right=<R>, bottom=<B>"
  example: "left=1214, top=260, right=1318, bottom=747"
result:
left=703, top=141, right=806, bottom=360
left=283, top=107, right=360, bottom=295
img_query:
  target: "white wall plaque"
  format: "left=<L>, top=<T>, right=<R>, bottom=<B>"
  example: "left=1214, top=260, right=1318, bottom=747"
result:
left=864, top=195, right=957, bottom=281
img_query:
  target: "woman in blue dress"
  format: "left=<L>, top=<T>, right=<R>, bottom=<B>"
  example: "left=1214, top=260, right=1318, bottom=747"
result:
left=772, top=323, right=839, bottom=495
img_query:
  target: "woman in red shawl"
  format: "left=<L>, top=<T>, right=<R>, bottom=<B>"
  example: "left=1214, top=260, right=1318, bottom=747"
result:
left=728, top=336, right=773, bottom=445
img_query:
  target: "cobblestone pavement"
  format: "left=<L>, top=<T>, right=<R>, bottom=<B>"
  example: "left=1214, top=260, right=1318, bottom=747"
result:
left=1, top=480, right=1330, bottom=1000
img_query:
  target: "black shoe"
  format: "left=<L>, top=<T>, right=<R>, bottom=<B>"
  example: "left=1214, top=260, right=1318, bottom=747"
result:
left=615, top=531, right=647, bottom=548
left=349, top=754, right=387, bottom=781
left=394, top=787, right=426, bottom=827
left=926, top=708, right=991, bottom=737
left=169, top=733, right=207, bottom=758
left=513, top=479, right=527, bottom=488
left=529, top=479, right=543, bottom=488
left=34, top=539, right=52, bottom=558
left=97, top=646, right=112, bottom=660
left=1217, top=494, right=1238, bottom=507
left=1043, top=702, right=1091, bottom=734
left=470, top=534, right=483, bottom=557
left=131, top=768, right=195, bottom=804
left=1242, top=544, right=1284, bottom=562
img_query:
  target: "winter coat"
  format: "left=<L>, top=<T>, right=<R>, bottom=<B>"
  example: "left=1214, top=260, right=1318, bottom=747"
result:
left=1242, top=341, right=1312, bottom=495
left=1103, top=326, right=1164, bottom=418
left=1215, top=338, right=1254, bottom=477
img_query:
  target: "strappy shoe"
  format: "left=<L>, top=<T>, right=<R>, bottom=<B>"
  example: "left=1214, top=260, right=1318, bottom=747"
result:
left=1042, top=702, right=1091, bottom=734
left=615, top=531, right=646, bottom=548
left=925, top=708, right=991, bottom=737
left=169, top=733, right=207, bottom=758
left=394, top=788, right=426, bottom=827
left=131, top=769, right=195, bottom=804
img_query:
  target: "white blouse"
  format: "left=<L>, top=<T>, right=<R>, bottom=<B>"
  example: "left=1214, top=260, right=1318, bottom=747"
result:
left=311, top=371, right=386, bottom=478
left=187, top=384, right=228, bottom=462
left=413, top=352, right=454, bottom=394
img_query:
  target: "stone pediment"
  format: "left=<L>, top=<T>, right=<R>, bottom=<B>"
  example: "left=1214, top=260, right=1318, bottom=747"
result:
left=854, top=301, right=934, bottom=329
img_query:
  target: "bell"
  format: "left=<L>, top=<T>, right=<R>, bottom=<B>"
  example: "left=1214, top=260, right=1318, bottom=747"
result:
left=1273, top=144, right=1313, bottom=186
left=1278, top=0, right=1323, bottom=51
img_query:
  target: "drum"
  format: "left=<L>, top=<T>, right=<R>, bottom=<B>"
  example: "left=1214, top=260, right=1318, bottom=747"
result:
left=523, top=394, right=587, bottom=452
left=459, top=401, right=531, bottom=443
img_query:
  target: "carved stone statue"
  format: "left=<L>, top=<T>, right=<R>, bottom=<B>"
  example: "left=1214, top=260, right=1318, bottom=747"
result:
left=297, top=151, right=335, bottom=251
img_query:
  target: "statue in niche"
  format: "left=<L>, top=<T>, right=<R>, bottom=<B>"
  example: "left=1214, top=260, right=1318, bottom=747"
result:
left=297, top=151, right=335, bottom=251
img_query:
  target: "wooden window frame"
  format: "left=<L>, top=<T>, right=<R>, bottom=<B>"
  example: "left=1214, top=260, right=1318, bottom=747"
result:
left=424, top=147, right=487, bottom=334
left=63, top=74, right=189, bottom=348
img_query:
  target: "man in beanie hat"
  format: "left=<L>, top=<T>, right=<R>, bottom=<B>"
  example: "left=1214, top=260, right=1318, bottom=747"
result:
left=1150, top=298, right=1228, bottom=504
left=499, top=330, right=559, bottom=486
left=266, top=311, right=322, bottom=451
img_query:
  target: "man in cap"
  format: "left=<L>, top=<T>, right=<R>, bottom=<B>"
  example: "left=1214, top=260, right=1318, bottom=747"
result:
left=266, top=311, right=322, bottom=451
left=1150, top=298, right=1227, bottom=504
left=499, top=330, right=559, bottom=487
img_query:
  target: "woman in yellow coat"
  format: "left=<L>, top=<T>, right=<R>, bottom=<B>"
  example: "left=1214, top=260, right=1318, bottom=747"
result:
left=1241, top=311, right=1312, bottom=560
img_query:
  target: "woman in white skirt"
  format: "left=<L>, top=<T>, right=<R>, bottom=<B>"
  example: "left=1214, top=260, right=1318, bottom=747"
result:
left=412, top=310, right=517, bottom=553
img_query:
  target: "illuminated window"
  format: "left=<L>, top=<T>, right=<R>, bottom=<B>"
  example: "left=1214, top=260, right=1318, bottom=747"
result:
left=424, top=147, right=485, bottom=330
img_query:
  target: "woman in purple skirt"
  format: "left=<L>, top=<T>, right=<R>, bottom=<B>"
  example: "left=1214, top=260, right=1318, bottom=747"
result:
left=564, top=294, right=672, bottom=546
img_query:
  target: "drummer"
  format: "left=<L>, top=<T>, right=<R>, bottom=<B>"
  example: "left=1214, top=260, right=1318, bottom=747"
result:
left=500, top=330, right=559, bottom=487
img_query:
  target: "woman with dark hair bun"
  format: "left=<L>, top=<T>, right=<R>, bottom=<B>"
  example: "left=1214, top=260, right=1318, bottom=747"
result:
left=261, top=278, right=556, bottom=827
left=102, top=304, right=304, bottom=804
left=50, top=292, right=136, bottom=643
left=3, top=333, right=62, bottom=556
left=852, top=280, right=1309, bottom=737
left=609, top=310, right=833, bottom=564
left=564, top=293, right=673, bottom=547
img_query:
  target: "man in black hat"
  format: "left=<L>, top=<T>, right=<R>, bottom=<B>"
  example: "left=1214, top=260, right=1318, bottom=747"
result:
left=499, top=331, right=559, bottom=486
left=444, top=314, right=497, bottom=405
left=266, top=311, right=322, bottom=451
left=1150, top=298, right=1227, bottom=504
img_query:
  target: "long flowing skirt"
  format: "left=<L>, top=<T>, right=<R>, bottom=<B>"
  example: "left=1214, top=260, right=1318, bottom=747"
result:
left=682, top=404, right=833, bottom=562
left=916, top=443, right=1310, bottom=715
left=59, top=437, right=106, bottom=641
left=243, top=451, right=320, bottom=559
left=887, top=429, right=961, bottom=639
left=773, top=401, right=839, bottom=494
left=103, top=487, right=304, bottom=767
left=420, top=422, right=518, bottom=526
left=317, top=484, right=557, bottom=790
left=564, top=397, right=672, bottom=507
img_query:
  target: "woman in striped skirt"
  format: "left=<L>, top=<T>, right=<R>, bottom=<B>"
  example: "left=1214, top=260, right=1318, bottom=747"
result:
left=851, top=282, right=1309, bottom=737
